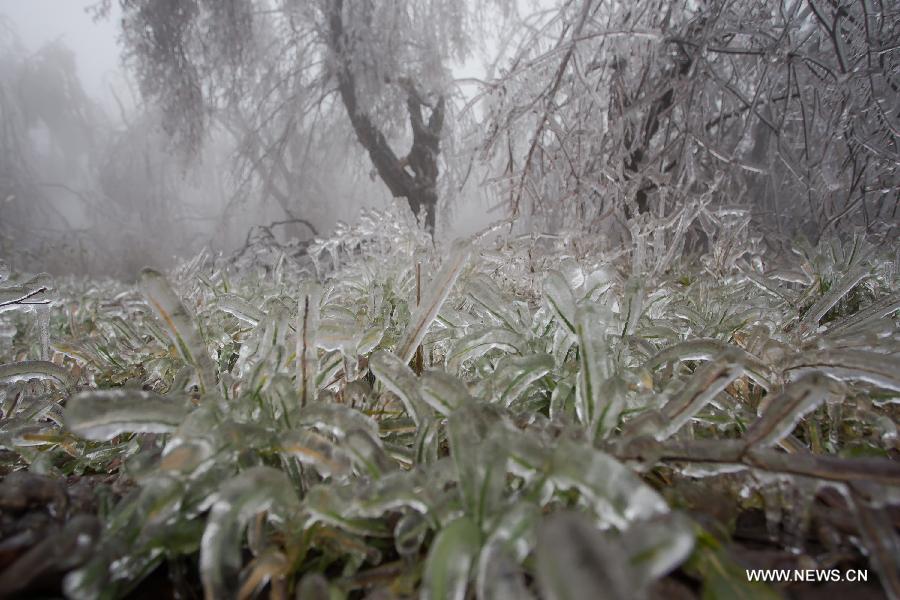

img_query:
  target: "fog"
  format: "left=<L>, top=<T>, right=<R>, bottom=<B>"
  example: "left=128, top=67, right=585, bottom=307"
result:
left=0, top=1, right=496, bottom=279
left=0, top=0, right=896, bottom=280
left=0, top=1, right=121, bottom=108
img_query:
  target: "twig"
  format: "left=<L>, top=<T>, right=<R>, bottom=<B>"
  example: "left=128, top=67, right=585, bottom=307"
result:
left=0, top=287, right=49, bottom=309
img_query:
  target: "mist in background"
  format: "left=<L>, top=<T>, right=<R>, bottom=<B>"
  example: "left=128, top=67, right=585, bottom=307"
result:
left=1, top=0, right=895, bottom=281
left=0, top=1, right=495, bottom=280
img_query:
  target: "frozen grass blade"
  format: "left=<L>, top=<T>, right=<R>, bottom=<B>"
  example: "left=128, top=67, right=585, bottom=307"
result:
left=825, top=292, right=900, bottom=336
left=550, top=438, right=668, bottom=529
left=624, top=513, right=695, bottom=581
left=785, top=349, right=900, bottom=391
left=200, top=467, right=300, bottom=600
left=0, top=360, right=75, bottom=389
left=422, top=516, right=481, bottom=600
left=536, top=512, right=631, bottom=600
left=64, top=388, right=189, bottom=440
left=395, top=239, right=470, bottom=364
left=656, top=352, right=744, bottom=440
left=802, top=267, right=869, bottom=327
left=278, top=430, right=353, bottom=479
left=574, top=305, right=619, bottom=437
left=420, top=370, right=472, bottom=415
left=448, top=405, right=506, bottom=527
left=447, top=327, right=526, bottom=371
left=743, top=373, right=832, bottom=448
left=214, top=293, right=264, bottom=325
left=297, top=402, right=379, bottom=440
left=369, top=350, right=431, bottom=426
left=139, top=268, right=215, bottom=394
left=490, top=353, right=553, bottom=407
left=543, top=270, right=576, bottom=333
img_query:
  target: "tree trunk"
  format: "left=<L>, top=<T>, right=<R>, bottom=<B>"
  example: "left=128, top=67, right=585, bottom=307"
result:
left=327, top=0, right=443, bottom=235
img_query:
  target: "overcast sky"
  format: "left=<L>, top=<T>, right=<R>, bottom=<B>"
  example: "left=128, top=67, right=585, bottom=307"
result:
left=0, top=0, right=123, bottom=107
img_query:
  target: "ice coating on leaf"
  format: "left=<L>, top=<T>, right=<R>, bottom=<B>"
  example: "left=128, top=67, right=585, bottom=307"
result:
left=646, top=338, right=775, bottom=389
left=0, top=360, right=75, bottom=389
left=344, top=428, right=393, bottom=477
left=803, top=267, right=870, bottom=327
left=448, top=405, right=507, bottom=526
left=622, top=277, right=645, bottom=336
left=422, top=516, right=481, bottom=600
left=467, top=276, right=522, bottom=333
left=543, top=270, right=577, bottom=333
left=65, top=388, right=189, bottom=440
left=303, top=485, right=392, bottom=537
left=214, top=293, right=264, bottom=325
left=447, top=327, right=526, bottom=371
left=298, top=402, right=379, bottom=440
left=315, top=314, right=359, bottom=353
left=645, top=338, right=729, bottom=369
left=395, top=510, right=429, bottom=558
left=623, top=512, right=695, bottom=580
left=484, top=501, right=540, bottom=562
left=278, top=430, right=353, bottom=479
left=420, top=369, right=471, bottom=414
left=574, top=304, right=617, bottom=437
left=139, top=268, right=216, bottom=394
left=744, top=373, right=832, bottom=448
left=656, top=353, right=745, bottom=440
left=550, top=439, right=668, bottom=529
left=536, top=512, right=633, bottom=600
left=369, top=350, right=431, bottom=426
left=395, top=239, right=470, bottom=363
left=785, top=349, right=900, bottom=391
left=357, top=324, right=384, bottom=354
left=476, top=543, right=535, bottom=600
left=489, top=353, right=553, bottom=407
left=200, top=467, right=300, bottom=600
left=825, top=292, right=900, bottom=337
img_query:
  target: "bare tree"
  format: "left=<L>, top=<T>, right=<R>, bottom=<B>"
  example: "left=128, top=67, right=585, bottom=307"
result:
left=479, top=0, right=899, bottom=238
left=98, top=0, right=504, bottom=235
left=0, top=25, right=102, bottom=271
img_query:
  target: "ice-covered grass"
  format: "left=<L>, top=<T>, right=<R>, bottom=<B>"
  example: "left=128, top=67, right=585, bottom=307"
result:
left=0, top=204, right=898, bottom=598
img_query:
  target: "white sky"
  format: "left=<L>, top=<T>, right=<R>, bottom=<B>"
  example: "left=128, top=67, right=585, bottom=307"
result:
left=0, top=0, right=123, bottom=108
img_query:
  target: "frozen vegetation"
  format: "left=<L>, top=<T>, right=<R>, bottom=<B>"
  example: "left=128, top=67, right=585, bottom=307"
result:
left=1, top=0, right=898, bottom=597
left=0, top=204, right=898, bottom=598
